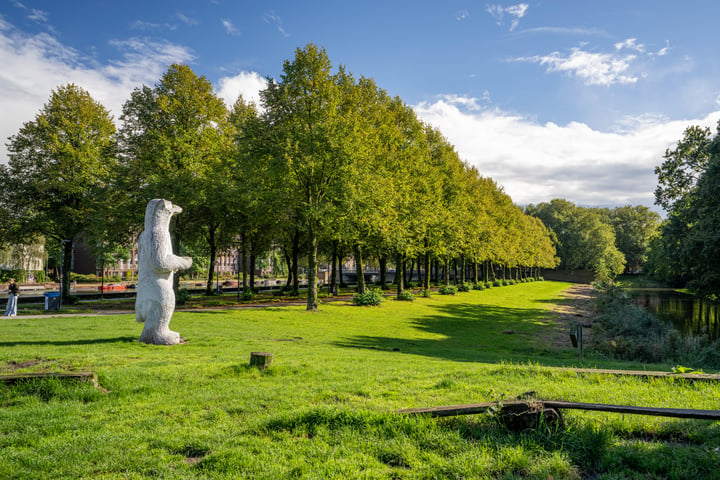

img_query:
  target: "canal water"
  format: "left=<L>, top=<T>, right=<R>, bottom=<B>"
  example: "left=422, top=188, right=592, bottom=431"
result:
left=628, top=289, right=720, bottom=339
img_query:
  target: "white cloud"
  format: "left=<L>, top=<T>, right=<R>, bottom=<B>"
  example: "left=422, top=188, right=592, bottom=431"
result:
left=263, top=12, right=290, bottom=37
left=456, top=10, right=469, bottom=21
left=655, top=40, right=670, bottom=57
left=176, top=13, right=198, bottom=27
left=414, top=96, right=720, bottom=209
left=614, top=37, right=645, bottom=53
left=517, top=26, right=607, bottom=36
left=27, top=8, right=48, bottom=23
left=0, top=21, right=194, bottom=164
left=221, top=19, right=239, bottom=35
left=217, top=71, right=267, bottom=108
left=486, top=3, right=529, bottom=31
left=515, top=47, right=639, bottom=86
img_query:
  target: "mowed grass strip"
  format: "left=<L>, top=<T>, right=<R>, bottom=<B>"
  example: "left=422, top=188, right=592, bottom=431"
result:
left=1, top=281, right=719, bottom=479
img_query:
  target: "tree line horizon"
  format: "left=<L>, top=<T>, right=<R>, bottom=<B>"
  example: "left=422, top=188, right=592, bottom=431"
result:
left=1, top=44, right=671, bottom=307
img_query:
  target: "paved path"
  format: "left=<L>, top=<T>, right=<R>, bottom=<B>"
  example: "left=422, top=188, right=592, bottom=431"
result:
left=5, top=296, right=357, bottom=319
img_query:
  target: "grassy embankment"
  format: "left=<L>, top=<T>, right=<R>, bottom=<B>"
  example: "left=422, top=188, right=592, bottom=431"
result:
left=2, top=281, right=719, bottom=479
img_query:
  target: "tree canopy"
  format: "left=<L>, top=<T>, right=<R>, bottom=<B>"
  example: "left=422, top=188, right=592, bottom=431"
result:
left=1, top=83, right=117, bottom=300
left=2, top=44, right=561, bottom=309
left=646, top=120, right=720, bottom=296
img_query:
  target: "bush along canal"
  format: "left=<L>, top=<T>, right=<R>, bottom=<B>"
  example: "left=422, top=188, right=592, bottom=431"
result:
left=591, top=284, right=720, bottom=370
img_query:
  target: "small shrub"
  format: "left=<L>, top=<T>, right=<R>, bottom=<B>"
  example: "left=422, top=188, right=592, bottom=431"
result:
left=457, top=282, right=472, bottom=292
left=538, top=276, right=544, bottom=281
left=397, top=290, right=415, bottom=301
left=240, top=290, right=255, bottom=301
left=439, top=285, right=457, bottom=295
left=508, top=279, right=517, bottom=285
left=421, top=288, right=432, bottom=298
left=493, top=280, right=503, bottom=287
left=473, top=283, right=485, bottom=291
left=484, top=281, right=493, bottom=289
left=353, top=288, right=384, bottom=306
left=175, top=288, right=191, bottom=305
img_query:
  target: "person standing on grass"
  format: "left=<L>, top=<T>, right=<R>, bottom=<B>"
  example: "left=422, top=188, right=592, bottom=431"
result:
left=3, top=278, right=18, bottom=316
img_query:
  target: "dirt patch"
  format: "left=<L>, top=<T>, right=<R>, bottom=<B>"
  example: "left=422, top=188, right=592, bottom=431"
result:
left=3, top=359, right=42, bottom=371
left=541, top=283, right=597, bottom=349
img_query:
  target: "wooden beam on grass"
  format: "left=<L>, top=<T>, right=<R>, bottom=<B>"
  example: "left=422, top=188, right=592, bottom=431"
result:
left=397, top=399, right=720, bottom=421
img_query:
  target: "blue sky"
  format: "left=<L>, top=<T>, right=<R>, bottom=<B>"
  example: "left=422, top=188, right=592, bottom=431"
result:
left=3, top=1, right=720, bottom=211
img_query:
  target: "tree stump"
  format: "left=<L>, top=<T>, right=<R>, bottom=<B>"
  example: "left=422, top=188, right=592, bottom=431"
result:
left=249, top=352, right=273, bottom=370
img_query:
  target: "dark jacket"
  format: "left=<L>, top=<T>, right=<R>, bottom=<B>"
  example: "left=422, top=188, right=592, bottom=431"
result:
left=8, top=283, right=18, bottom=295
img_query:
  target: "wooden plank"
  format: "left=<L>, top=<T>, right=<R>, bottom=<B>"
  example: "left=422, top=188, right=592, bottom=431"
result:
left=541, top=400, right=720, bottom=421
left=397, top=400, right=521, bottom=417
left=397, top=399, right=720, bottom=421
left=0, top=372, right=98, bottom=388
left=559, top=367, right=720, bottom=382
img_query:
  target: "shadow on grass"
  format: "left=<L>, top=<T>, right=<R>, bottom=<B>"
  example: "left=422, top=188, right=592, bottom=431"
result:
left=335, top=302, right=574, bottom=364
left=0, top=336, right=137, bottom=347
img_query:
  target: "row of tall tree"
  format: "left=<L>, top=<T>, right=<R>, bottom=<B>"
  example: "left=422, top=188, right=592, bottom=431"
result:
left=646, top=120, right=720, bottom=296
left=0, top=44, right=559, bottom=308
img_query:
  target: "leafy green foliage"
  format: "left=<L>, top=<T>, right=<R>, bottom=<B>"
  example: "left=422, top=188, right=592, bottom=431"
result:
left=353, top=288, right=384, bottom=306
left=439, top=285, right=457, bottom=295
left=457, top=282, right=472, bottom=292
left=396, top=290, right=414, bottom=301
left=175, top=288, right=191, bottom=306
left=527, top=199, right=626, bottom=281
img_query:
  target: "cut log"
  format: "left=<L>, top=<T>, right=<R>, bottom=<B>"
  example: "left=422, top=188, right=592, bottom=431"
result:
left=249, top=352, right=273, bottom=370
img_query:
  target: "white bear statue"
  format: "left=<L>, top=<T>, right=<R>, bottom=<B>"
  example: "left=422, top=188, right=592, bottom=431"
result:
left=135, top=199, right=193, bottom=345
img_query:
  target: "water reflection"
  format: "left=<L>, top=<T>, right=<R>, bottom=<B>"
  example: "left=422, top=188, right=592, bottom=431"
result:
left=628, top=289, right=720, bottom=339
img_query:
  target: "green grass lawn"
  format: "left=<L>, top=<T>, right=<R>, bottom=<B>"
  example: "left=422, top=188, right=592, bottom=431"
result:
left=2, top=281, right=719, bottom=479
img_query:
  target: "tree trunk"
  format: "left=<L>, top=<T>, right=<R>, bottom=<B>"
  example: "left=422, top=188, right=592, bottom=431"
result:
left=242, top=233, right=250, bottom=291
left=249, top=248, right=256, bottom=293
left=444, top=257, right=451, bottom=286
left=453, top=258, right=459, bottom=285
left=396, top=252, right=405, bottom=298
left=379, top=256, right=387, bottom=290
left=292, top=229, right=300, bottom=294
left=355, top=244, right=366, bottom=294
left=61, top=240, right=73, bottom=304
left=330, top=242, right=338, bottom=295
left=283, top=245, right=291, bottom=289
left=416, top=256, right=423, bottom=286
left=205, top=228, right=217, bottom=296
left=307, top=230, right=318, bottom=311
left=171, top=223, right=182, bottom=294
left=424, top=253, right=431, bottom=290
left=460, top=255, right=466, bottom=285
left=407, top=258, right=414, bottom=285
left=338, top=246, right=347, bottom=288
